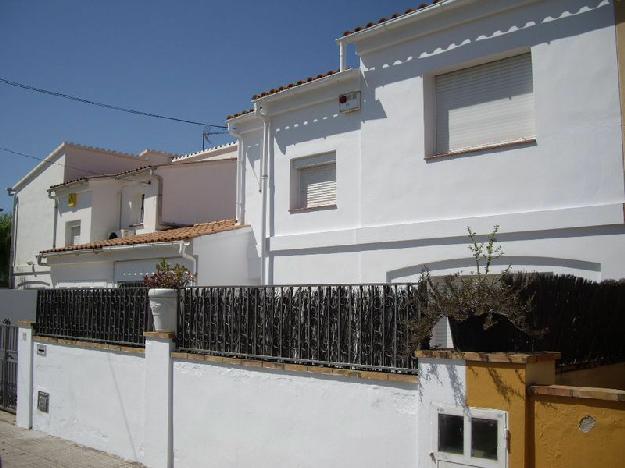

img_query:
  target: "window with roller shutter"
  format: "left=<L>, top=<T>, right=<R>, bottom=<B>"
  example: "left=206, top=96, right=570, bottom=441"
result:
left=298, top=163, right=336, bottom=209
left=434, top=53, right=535, bottom=155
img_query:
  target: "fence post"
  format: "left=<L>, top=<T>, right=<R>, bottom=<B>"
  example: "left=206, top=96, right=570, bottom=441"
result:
left=16, top=320, right=34, bottom=429
left=143, top=331, right=174, bottom=468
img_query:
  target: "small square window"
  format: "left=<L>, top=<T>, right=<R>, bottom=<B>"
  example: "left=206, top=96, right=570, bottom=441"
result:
left=65, top=221, right=81, bottom=246
left=438, top=413, right=464, bottom=454
left=291, top=152, right=337, bottom=211
left=471, top=418, right=498, bottom=460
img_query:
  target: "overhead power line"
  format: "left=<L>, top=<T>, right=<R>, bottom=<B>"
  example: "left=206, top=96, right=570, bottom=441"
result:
left=0, top=76, right=227, bottom=129
left=0, top=146, right=102, bottom=177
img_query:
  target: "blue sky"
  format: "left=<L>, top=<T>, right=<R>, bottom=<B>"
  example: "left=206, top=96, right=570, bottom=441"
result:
left=0, top=0, right=421, bottom=212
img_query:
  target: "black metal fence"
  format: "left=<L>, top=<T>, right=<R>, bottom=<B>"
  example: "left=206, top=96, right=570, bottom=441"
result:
left=178, top=284, right=421, bottom=373
left=36, top=288, right=151, bottom=346
left=0, top=320, right=18, bottom=413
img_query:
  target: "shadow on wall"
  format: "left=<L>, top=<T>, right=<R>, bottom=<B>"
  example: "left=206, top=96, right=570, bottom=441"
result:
left=417, top=360, right=465, bottom=407
left=386, top=256, right=601, bottom=282
left=273, top=98, right=370, bottom=153
left=360, top=0, right=614, bottom=90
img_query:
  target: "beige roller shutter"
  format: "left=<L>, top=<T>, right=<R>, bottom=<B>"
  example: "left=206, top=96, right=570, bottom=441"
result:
left=435, top=53, right=535, bottom=154
left=299, top=163, right=336, bottom=208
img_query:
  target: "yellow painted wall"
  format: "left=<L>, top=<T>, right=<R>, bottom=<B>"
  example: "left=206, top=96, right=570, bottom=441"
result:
left=556, top=362, right=625, bottom=391
left=530, top=395, right=625, bottom=468
left=466, top=362, right=528, bottom=468
left=467, top=360, right=555, bottom=468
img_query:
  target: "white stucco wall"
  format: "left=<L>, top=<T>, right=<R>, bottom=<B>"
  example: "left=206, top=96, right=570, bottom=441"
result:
left=160, top=159, right=236, bottom=226
left=12, top=144, right=146, bottom=289
left=32, top=342, right=145, bottom=463
left=232, top=0, right=625, bottom=285
left=12, top=155, right=65, bottom=288
left=173, top=359, right=418, bottom=468
left=193, top=227, right=260, bottom=286
left=416, top=358, right=467, bottom=468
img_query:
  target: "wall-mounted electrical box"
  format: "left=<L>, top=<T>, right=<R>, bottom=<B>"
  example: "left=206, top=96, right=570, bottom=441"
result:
left=37, top=391, right=49, bottom=413
left=339, top=91, right=361, bottom=113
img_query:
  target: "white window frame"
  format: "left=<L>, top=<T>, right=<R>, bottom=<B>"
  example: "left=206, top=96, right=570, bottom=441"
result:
left=290, top=152, right=337, bottom=212
left=65, top=220, right=81, bottom=246
left=431, top=52, right=536, bottom=158
left=431, top=404, right=508, bottom=468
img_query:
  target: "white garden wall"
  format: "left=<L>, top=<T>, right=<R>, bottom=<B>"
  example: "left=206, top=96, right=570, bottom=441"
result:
left=172, top=359, right=417, bottom=468
left=19, top=330, right=475, bottom=468
left=32, top=341, right=146, bottom=463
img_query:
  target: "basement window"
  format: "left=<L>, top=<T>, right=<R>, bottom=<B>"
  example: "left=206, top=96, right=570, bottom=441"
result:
left=434, top=53, right=535, bottom=156
left=291, top=152, right=337, bottom=212
left=433, top=406, right=507, bottom=468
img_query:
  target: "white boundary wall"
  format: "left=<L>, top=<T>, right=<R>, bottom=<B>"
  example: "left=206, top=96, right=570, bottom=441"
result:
left=18, top=330, right=471, bottom=468
left=173, top=359, right=418, bottom=468
left=31, top=341, right=146, bottom=463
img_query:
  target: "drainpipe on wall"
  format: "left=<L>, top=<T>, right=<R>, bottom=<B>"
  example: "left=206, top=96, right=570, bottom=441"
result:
left=230, top=130, right=245, bottom=225
left=148, top=168, right=163, bottom=230
left=7, top=188, right=17, bottom=288
left=178, top=241, right=197, bottom=284
left=339, top=41, right=347, bottom=72
left=46, top=189, right=58, bottom=249
left=255, top=106, right=270, bottom=285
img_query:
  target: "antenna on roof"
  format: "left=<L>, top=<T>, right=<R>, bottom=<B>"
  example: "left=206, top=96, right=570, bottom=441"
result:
left=202, top=125, right=229, bottom=150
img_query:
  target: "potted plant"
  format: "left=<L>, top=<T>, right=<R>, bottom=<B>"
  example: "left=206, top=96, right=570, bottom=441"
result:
left=408, top=226, right=537, bottom=352
left=144, top=259, right=194, bottom=332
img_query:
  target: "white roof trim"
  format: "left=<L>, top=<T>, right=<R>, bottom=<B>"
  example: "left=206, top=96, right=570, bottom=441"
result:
left=11, top=141, right=139, bottom=192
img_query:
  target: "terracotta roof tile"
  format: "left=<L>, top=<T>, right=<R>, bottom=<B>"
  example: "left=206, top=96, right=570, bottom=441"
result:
left=342, top=1, right=440, bottom=37
left=226, top=108, right=254, bottom=121
left=42, top=219, right=243, bottom=254
left=251, top=70, right=338, bottom=100
left=226, top=68, right=341, bottom=120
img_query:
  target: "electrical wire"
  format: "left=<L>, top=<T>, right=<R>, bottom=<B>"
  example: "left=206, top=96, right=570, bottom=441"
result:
left=0, top=76, right=227, bottom=129
left=0, top=146, right=102, bottom=176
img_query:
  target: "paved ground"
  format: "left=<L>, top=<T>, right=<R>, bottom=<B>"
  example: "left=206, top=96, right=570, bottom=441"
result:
left=0, top=411, right=143, bottom=468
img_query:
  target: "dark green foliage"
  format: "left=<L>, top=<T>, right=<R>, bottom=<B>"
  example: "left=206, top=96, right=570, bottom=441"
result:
left=143, top=259, right=194, bottom=289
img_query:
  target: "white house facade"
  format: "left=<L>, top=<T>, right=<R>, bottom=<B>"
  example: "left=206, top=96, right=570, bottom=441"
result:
left=227, top=0, right=625, bottom=285
left=11, top=142, right=260, bottom=288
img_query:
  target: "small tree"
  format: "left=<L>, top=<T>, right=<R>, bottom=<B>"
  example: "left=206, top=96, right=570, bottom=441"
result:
left=409, top=226, right=534, bottom=349
left=143, top=259, right=194, bottom=289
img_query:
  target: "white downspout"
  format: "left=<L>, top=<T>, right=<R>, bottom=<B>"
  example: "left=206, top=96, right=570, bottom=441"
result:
left=46, top=189, right=58, bottom=249
left=178, top=241, right=197, bottom=284
left=339, top=41, right=347, bottom=72
left=148, top=168, right=163, bottom=230
left=230, top=130, right=245, bottom=225
left=256, top=106, right=270, bottom=285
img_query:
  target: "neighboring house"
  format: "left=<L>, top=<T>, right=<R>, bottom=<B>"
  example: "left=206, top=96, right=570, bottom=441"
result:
left=9, top=142, right=150, bottom=288
left=11, top=141, right=260, bottom=288
left=226, top=0, right=625, bottom=287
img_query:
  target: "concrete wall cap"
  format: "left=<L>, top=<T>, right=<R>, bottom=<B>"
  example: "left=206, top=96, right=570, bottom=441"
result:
left=143, top=331, right=176, bottom=340
left=530, top=384, right=625, bottom=402
left=415, top=350, right=561, bottom=363
left=16, top=320, right=36, bottom=328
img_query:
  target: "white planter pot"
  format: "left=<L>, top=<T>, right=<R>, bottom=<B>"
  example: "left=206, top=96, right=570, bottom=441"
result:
left=149, top=288, right=178, bottom=332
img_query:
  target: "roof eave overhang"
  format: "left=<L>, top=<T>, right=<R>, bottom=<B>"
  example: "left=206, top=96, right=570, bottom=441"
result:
left=336, top=0, right=463, bottom=45
left=253, top=68, right=360, bottom=106
left=41, top=240, right=185, bottom=259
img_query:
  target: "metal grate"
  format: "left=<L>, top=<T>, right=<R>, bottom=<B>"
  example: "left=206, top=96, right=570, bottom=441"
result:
left=0, top=320, right=18, bottom=413
left=35, top=288, right=152, bottom=347
left=178, top=284, right=421, bottom=374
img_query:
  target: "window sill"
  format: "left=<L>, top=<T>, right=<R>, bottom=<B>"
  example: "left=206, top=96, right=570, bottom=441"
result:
left=289, top=204, right=337, bottom=214
left=427, top=137, right=536, bottom=160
